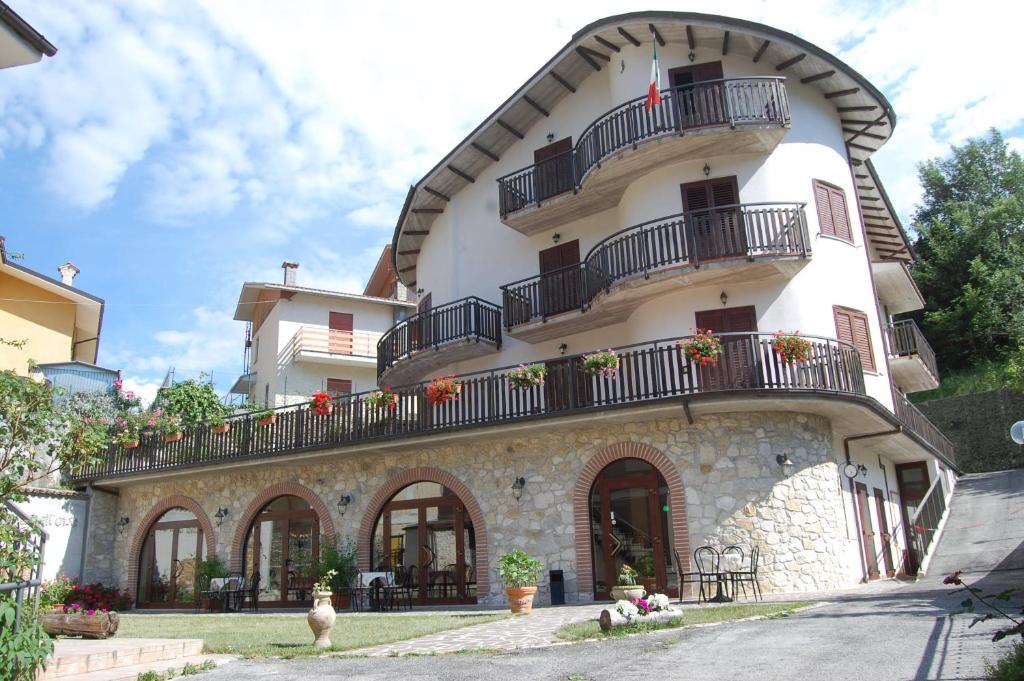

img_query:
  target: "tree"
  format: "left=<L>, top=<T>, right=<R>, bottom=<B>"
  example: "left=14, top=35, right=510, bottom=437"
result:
left=910, top=129, right=1024, bottom=371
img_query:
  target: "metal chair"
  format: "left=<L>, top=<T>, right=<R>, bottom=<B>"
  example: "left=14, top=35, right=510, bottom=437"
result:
left=722, top=545, right=744, bottom=600
left=388, top=565, right=414, bottom=611
left=223, top=572, right=245, bottom=612
left=728, top=545, right=762, bottom=601
left=348, top=572, right=370, bottom=612
left=244, top=572, right=261, bottom=612
left=693, top=546, right=721, bottom=604
left=673, top=549, right=701, bottom=604
left=194, top=573, right=211, bottom=613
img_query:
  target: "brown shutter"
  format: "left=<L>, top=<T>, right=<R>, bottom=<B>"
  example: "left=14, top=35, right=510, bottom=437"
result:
left=326, top=378, right=352, bottom=395
left=813, top=180, right=835, bottom=237
left=710, top=178, right=738, bottom=207
left=828, top=186, right=852, bottom=241
left=833, top=306, right=875, bottom=372
left=682, top=181, right=712, bottom=212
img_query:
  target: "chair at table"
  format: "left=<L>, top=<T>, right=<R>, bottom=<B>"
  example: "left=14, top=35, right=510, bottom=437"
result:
left=673, top=549, right=701, bottom=604
left=722, top=545, right=744, bottom=600
left=243, top=571, right=261, bottom=612
left=194, top=573, right=211, bottom=613
left=348, top=572, right=370, bottom=612
left=693, top=546, right=721, bottom=604
left=222, top=572, right=245, bottom=612
left=728, top=545, right=762, bottom=602
left=388, top=565, right=414, bottom=611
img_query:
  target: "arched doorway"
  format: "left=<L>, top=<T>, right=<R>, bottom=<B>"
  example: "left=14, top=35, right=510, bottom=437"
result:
left=370, top=481, right=477, bottom=604
left=137, top=507, right=206, bottom=608
left=589, top=458, right=672, bottom=599
left=242, top=495, right=320, bottom=606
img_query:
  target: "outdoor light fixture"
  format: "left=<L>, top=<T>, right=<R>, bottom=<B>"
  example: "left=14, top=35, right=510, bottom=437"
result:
left=546, top=133, right=555, bottom=143
left=775, top=453, right=794, bottom=477
left=720, top=290, right=728, bottom=306
left=1011, top=420, right=1024, bottom=445
left=688, top=51, right=696, bottom=62
left=858, top=464, right=868, bottom=477
left=558, top=343, right=568, bottom=355
left=511, top=476, right=526, bottom=501
left=703, top=163, right=711, bottom=177
left=214, top=507, right=229, bottom=526
left=117, top=516, right=130, bottom=536
left=337, top=494, right=353, bottom=516
left=552, top=232, right=561, bottom=244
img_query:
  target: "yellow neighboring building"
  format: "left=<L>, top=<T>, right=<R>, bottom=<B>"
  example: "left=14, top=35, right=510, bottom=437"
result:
left=0, top=236, right=104, bottom=375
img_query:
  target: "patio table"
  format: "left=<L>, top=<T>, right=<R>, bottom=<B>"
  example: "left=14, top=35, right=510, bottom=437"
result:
left=360, top=572, right=394, bottom=612
left=708, top=553, right=740, bottom=603
left=205, top=577, right=245, bottom=612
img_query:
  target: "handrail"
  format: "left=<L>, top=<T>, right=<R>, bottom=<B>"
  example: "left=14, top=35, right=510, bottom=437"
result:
left=497, top=77, right=790, bottom=217
left=892, top=390, right=956, bottom=464
left=908, top=474, right=948, bottom=572
left=500, top=202, right=810, bottom=327
left=886, top=320, right=939, bottom=379
left=1, top=501, right=47, bottom=632
left=284, top=326, right=382, bottom=360
left=376, top=297, right=503, bottom=378
left=71, top=332, right=873, bottom=482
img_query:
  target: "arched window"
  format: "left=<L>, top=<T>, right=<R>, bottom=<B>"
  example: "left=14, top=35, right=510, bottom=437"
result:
left=371, top=482, right=477, bottom=604
left=137, top=507, right=206, bottom=608
left=243, top=495, right=320, bottom=605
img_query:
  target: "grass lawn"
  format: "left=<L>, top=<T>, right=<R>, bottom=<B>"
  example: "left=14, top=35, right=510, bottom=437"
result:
left=554, top=601, right=813, bottom=641
left=117, top=612, right=508, bottom=658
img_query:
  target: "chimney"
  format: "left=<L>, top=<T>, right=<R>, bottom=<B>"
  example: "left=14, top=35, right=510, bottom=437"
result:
left=57, top=262, right=80, bottom=286
left=281, top=261, right=299, bottom=287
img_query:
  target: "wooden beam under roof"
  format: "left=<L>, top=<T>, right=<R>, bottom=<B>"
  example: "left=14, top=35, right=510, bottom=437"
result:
left=398, top=249, right=420, bottom=256
left=617, top=26, right=641, bottom=46
left=411, top=209, right=443, bottom=215
left=801, top=70, right=835, bottom=84
left=848, top=141, right=878, bottom=153
left=424, top=187, right=450, bottom=202
left=398, top=265, right=416, bottom=273
left=866, top=230, right=897, bottom=237
left=857, top=185, right=875, bottom=191
left=844, top=128, right=887, bottom=141
left=775, top=53, right=806, bottom=71
left=686, top=25, right=695, bottom=49
left=838, top=105, right=878, bottom=112
left=471, top=142, right=499, bottom=162
left=825, top=87, right=861, bottom=99
left=497, top=119, right=524, bottom=139
left=576, top=47, right=602, bottom=71
left=550, top=71, right=576, bottom=93
left=860, top=205, right=886, bottom=211
left=403, top=230, right=430, bottom=235
left=523, top=95, right=550, bottom=117
left=447, top=165, right=476, bottom=183
left=649, top=24, right=665, bottom=46
left=721, top=31, right=729, bottom=55
left=858, top=196, right=880, bottom=202
left=594, top=35, right=620, bottom=52
left=578, top=45, right=610, bottom=61
left=752, top=39, right=770, bottom=62
left=842, top=119, right=888, bottom=126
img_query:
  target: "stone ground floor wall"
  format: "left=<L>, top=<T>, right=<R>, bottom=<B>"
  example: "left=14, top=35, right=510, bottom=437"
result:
left=104, top=411, right=867, bottom=606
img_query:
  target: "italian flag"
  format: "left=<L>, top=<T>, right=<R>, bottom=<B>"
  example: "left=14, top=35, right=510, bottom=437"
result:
left=645, top=35, right=662, bottom=112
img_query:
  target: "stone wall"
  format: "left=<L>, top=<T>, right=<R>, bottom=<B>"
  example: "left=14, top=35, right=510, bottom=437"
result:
left=916, top=389, right=1024, bottom=473
left=82, top=488, right=117, bottom=585
left=105, top=410, right=854, bottom=605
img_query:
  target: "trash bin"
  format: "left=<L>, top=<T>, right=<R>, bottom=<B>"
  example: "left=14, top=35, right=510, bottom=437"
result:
left=549, top=569, right=565, bottom=605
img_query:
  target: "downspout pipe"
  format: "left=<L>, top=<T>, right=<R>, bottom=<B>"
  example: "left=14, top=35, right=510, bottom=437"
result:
left=842, top=428, right=902, bottom=582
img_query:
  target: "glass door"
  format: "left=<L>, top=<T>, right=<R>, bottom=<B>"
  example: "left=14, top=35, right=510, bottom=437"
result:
left=137, top=508, right=205, bottom=608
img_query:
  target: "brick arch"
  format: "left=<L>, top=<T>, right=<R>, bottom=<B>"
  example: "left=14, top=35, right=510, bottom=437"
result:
left=357, top=467, right=490, bottom=598
left=127, top=495, right=216, bottom=603
left=229, top=482, right=337, bottom=572
left=573, top=441, right=690, bottom=595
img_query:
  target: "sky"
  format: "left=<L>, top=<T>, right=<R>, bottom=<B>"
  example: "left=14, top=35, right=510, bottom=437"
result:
left=2, top=0, right=1022, bottom=406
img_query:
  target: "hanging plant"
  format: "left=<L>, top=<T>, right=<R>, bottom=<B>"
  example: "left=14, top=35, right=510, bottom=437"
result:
left=582, top=349, right=619, bottom=379
left=113, top=429, right=139, bottom=450
left=311, top=391, right=333, bottom=416
left=426, top=376, right=462, bottom=406
left=679, top=328, right=723, bottom=366
left=772, top=331, right=813, bottom=364
left=365, top=387, right=399, bottom=411
left=507, top=363, right=546, bottom=390
left=245, top=403, right=276, bottom=426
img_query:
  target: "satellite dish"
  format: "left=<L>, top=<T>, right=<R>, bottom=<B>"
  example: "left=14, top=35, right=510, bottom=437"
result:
left=1011, top=421, right=1024, bottom=446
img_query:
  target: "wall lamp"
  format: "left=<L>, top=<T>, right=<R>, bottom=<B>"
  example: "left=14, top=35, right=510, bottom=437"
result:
left=546, top=133, right=555, bottom=143
left=552, top=232, right=561, bottom=244
left=337, top=494, right=353, bottom=516
left=775, top=453, right=794, bottom=477
left=117, top=516, right=131, bottom=537
left=511, top=477, right=526, bottom=501
left=214, top=507, right=230, bottom=527
left=558, top=343, right=568, bottom=355
left=416, top=288, right=424, bottom=295
left=703, top=163, right=711, bottom=177
left=720, top=290, right=728, bottom=306
left=688, top=51, right=696, bottom=62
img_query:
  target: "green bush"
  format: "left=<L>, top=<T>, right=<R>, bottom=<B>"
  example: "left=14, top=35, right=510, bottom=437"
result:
left=0, top=596, right=52, bottom=681
left=986, top=641, right=1024, bottom=681
left=497, top=550, right=543, bottom=588
left=195, top=556, right=229, bottom=586
left=155, top=380, right=227, bottom=427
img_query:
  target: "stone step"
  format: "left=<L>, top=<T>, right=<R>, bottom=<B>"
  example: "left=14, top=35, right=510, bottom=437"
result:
left=47, top=653, right=233, bottom=681
left=39, top=638, right=205, bottom=679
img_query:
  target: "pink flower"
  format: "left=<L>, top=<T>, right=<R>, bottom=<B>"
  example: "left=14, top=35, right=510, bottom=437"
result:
left=125, top=391, right=135, bottom=399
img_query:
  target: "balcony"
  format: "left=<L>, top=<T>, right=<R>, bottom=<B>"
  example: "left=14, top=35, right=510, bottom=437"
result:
left=284, top=326, right=380, bottom=369
left=501, top=202, right=810, bottom=342
left=885, top=320, right=939, bottom=393
left=377, top=297, right=503, bottom=385
left=67, top=331, right=957, bottom=484
left=497, top=78, right=790, bottom=235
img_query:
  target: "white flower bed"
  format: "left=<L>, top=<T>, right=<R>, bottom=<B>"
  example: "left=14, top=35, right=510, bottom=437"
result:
left=600, top=593, right=682, bottom=631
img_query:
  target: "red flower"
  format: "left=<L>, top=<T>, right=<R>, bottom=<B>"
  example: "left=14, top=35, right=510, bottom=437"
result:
left=943, top=570, right=963, bottom=586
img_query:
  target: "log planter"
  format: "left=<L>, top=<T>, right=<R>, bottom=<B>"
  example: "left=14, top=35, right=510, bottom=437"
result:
left=598, top=607, right=683, bottom=632
left=41, top=611, right=120, bottom=639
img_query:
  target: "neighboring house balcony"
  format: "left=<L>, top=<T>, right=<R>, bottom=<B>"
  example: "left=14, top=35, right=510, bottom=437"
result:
left=67, top=331, right=955, bottom=484
left=284, top=326, right=380, bottom=369
left=377, top=297, right=503, bottom=385
left=496, top=78, right=790, bottom=235
left=885, top=319, right=940, bottom=393
left=501, top=202, right=810, bottom=342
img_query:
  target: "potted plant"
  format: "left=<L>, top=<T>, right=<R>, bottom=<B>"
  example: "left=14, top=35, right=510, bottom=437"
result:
left=247, top=403, right=277, bottom=426
left=209, top=406, right=232, bottom=435
left=772, top=330, right=813, bottom=364
left=679, top=328, right=723, bottom=367
left=311, top=391, right=333, bottom=416
left=114, top=427, right=140, bottom=450
left=635, top=553, right=657, bottom=595
left=610, top=564, right=645, bottom=601
left=582, top=349, right=619, bottom=379
left=157, top=413, right=183, bottom=443
left=426, top=376, right=461, bottom=406
left=507, top=363, right=546, bottom=390
left=497, top=549, right=543, bottom=614
left=307, top=569, right=337, bottom=649
left=319, top=540, right=358, bottom=610
left=365, top=387, right=399, bottom=411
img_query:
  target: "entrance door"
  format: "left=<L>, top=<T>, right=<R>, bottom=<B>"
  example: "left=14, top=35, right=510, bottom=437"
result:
left=894, top=461, right=931, bottom=574
left=854, top=482, right=880, bottom=580
left=329, top=312, right=354, bottom=355
left=874, top=488, right=895, bottom=577
left=243, top=496, right=320, bottom=606
left=533, top=136, right=574, bottom=203
left=694, top=305, right=758, bottom=390
left=415, top=292, right=432, bottom=349
left=681, top=177, right=746, bottom=261
left=137, top=509, right=205, bottom=608
left=669, top=61, right=725, bottom=127
left=539, top=239, right=582, bottom=317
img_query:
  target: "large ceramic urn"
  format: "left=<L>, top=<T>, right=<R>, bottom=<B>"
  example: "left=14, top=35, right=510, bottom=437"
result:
left=307, top=591, right=337, bottom=649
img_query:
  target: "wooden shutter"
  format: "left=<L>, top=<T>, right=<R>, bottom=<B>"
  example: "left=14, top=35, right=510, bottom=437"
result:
left=813, top=179, right=853, bottom=242
left=326, top=378, right=352, bottom=395
left=833, top=306, right=876, bottom=372
left=694, top=305, right=756, bottom=333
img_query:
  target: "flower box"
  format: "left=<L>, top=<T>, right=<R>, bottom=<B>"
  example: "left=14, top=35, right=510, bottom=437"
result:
left=365, top=388, right=399, bottom=411
left=772, top=331, right=813, bottom=364
left=426, top=376, right=461, bottom=406
left=120, top=440, right=140, bottom=450
left=311, top=392, right=334, bottom=416
left=679, top=328, right=722, bottom=367
left=40, top=611, right=120, bottom=639
left=211, top=423, right=231, bottom=435
left=162, top=432, right=183, bottom=443
left=257, top=414, right=277, bottom=427
left=507, top=363, right=546, bottom=390
left=582, top=350, right=619, bottom=379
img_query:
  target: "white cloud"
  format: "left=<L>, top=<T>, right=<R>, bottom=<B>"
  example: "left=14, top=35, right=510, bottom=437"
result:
left=120, top=377, right=160, bottom=409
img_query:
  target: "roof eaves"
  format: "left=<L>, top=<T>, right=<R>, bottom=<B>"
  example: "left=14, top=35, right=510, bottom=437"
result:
left=0, top=1, right=57, bottom=57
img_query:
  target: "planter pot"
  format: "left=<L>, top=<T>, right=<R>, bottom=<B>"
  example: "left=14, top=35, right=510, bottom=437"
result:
left=163, top=432, right=183, bottom=443
left=40, top=611, right=120, bottom=639
left=640, top=577, right=658, bottom=595
left=330, top=592, right=350, bottom=610
left=211, top=423, right=231, bottom=435
left=610, top=585, right=646, bottom=602
left=120, top=440, right=140, bottom=450
left=315, top=405, right=333, bottom=416
left=307, top=591, right=336, bottom=649
left=505, top=586, right=538, bottom=614
left=257, top=415, right=277, bottom=427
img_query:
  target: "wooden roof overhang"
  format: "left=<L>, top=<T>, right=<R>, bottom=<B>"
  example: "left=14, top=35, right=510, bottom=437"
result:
left=858, top=159, right=914, bottom=263
left=391, top=11, right=900, bottom=286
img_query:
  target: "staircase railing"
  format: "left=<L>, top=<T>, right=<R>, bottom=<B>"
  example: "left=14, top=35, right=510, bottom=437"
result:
left=908, top=475, right=947, bottom=573
left=0, top=501, right=47, bottom=632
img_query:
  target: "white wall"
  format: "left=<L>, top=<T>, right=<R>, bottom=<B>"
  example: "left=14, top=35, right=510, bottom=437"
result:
left=13, top=495, right=88, bottom=582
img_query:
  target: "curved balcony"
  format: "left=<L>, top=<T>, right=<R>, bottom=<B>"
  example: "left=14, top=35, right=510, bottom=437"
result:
left=885, top=319, right=939, bottom=393
left=501, top=202, right=810, bottom=342
left=377, top=297, right=502, bottom=385
left=497, top=77, right=790, bottom=235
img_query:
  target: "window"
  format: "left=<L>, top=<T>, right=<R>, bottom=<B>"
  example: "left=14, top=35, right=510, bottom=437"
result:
left=812, top=179, right=853, bottom=242
left=326, top=378, right=352, bottom=396
left=833, top=306, right=876, bottom=372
